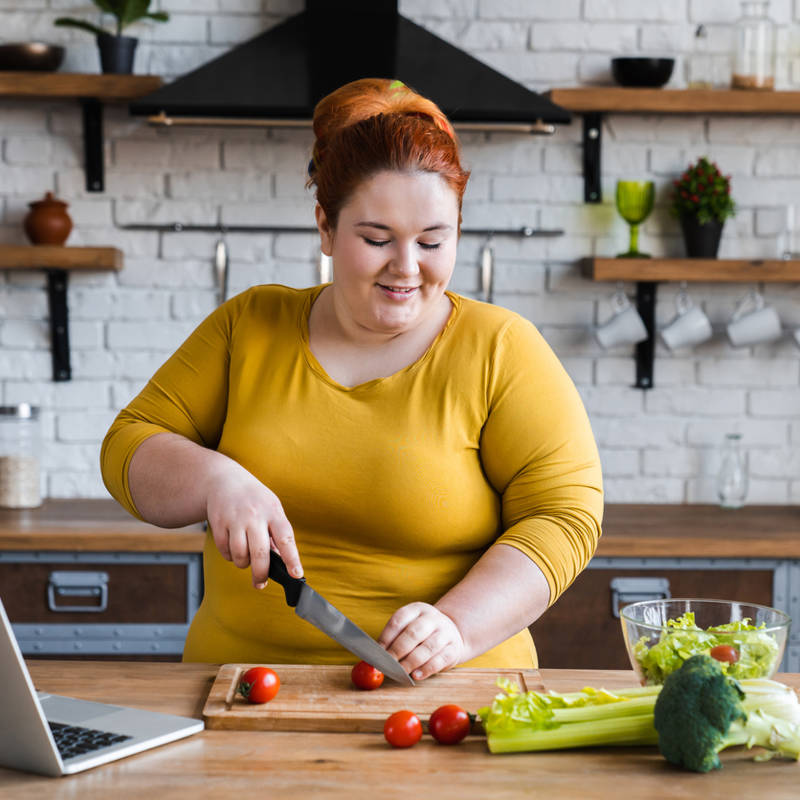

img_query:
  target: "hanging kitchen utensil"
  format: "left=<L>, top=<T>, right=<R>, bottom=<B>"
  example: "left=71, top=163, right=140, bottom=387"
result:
left=318, top=251, right=332, bottom=284
left=480, top=235, right=495, bottom=303
left=214, top=231, right=228, bottom=306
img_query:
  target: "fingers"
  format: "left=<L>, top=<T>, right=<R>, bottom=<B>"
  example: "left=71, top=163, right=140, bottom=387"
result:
left=246, top=526, right=271, bottom=589
left=269, top=515, right=303, bottom=578
left=379, top=604, right=465, bottom=681
left=206, top=472, right=301, bottom=588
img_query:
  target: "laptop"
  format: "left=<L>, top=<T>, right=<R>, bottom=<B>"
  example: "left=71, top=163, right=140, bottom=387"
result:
left=0, top=597, right=204, bottom=777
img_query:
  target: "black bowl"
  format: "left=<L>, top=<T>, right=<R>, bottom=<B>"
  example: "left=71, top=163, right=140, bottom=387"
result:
left=611, top=57, right=675, bottom=88
left=0, top=42, right=65, bottom=72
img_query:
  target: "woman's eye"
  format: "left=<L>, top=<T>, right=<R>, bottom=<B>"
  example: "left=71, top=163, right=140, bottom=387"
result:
left=363, top=237, right=390, bottom=247
left=418, top=242, right=441, bottom=250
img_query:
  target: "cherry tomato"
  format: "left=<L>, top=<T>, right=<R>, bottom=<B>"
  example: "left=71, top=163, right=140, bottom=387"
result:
left=351, top=660, right=384, bottom=690
left=709, top=644, right=740, bottom=664
left=428, top=704, right=472, bottom=745
left=237, top=666, right=280, bottom=704
left=383, top=710, right=423, bottom=748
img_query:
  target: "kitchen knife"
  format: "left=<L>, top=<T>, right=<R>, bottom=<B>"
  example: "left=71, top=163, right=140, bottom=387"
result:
left=267, top=552, right=415, bottom=686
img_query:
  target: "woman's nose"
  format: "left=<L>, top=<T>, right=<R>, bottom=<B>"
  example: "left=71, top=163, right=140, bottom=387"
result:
left=390, top=244, right=420, bottom=276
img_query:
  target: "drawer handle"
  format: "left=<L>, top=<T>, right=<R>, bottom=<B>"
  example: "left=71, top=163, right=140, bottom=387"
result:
left=47, top=571, right=109, bottom=613
left=610, top=577, right=671, bottom=618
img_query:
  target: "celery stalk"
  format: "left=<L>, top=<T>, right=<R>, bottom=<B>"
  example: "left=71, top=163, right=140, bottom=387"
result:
left=487, top=714, right=659, bottom=754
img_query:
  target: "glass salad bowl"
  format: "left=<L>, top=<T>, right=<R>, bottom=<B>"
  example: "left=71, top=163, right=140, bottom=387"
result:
left=620, top=598, right=791, bottom=685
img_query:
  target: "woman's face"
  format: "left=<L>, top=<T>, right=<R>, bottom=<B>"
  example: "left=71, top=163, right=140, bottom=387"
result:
left=316, top=170, right=460, bottom=337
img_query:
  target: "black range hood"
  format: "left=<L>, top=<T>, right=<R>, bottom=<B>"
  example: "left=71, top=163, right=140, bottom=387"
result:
left=130, top=0, right=570, bottom=133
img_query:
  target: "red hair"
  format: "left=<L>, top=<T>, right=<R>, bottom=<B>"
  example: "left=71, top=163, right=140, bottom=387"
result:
left=307, top=78, right=470, bottom=230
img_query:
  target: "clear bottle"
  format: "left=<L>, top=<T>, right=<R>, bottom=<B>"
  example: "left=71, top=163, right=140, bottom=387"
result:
left=688, top=24, right=713, bottom=89
left=717, top=433, right=748, bottom=509
left=732, top=1, right=776, bottom=90
left=0, top=404, right=42, bottom=509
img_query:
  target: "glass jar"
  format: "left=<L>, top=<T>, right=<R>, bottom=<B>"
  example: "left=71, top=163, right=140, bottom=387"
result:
left=688, top=24, right=713, bottom=89
left=732, top=1, right=776, bottom=90
left=716, top=433, right=748, bottom=510
left=0, top=404, right=42, bottom=509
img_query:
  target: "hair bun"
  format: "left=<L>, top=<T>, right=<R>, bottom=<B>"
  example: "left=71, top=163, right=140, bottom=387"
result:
left=309, top=78, right=454, bottom=177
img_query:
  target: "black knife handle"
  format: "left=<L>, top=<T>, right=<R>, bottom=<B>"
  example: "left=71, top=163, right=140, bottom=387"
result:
left=268, top=551, right=305, bottom=607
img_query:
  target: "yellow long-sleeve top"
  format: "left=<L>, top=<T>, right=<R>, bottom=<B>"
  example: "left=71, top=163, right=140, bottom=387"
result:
left=101, top=284, right=603, bottom=668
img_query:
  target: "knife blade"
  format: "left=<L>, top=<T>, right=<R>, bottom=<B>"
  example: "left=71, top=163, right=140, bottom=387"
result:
left=267, top=552, right=415, bottom=686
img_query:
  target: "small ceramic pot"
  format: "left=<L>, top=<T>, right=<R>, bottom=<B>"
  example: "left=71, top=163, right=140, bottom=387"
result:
left=23, top=192, right=72, bottom=245
left=97, top=33, right=138, bottom=75
left=679, top=215, right=724, bottom=258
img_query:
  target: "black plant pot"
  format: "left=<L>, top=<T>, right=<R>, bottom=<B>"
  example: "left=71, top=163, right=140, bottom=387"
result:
left=680, top=215, right=724, bottom=258
left=96, top=33, right=138, bottom=74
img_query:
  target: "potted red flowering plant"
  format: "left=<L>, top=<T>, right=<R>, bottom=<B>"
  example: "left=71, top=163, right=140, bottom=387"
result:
left=670, top=156, right=736, bottom=258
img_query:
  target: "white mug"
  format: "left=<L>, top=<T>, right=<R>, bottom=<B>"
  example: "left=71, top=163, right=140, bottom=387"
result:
left=595, top=287, right=648, bottom=349
left=660, top=286, right=713, bottom=351
left=726, top=290, right=782, bottom=347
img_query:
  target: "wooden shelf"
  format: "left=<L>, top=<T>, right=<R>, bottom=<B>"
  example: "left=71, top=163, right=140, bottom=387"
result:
left=547, top=88, right=800, bottom=204
left=0, top=245, right=123, bottom=381
left=0, top=72, right=163, bottom=101
left=0, top=245, right=123, bottom=271
left=547, top=87, right=800, bottom=114
left=584, top=257, right=800, bottom=283
left=0, top=72, right=163, bottom=193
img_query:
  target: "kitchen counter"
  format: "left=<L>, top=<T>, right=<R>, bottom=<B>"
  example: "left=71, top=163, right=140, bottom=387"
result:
left=1, top=499, right=798, bottom=557
left=0, top=499, right=205, bottom=552
left=1, top=661, right=798, bottom=798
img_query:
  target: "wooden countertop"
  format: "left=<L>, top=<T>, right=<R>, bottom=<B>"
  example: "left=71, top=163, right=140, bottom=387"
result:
left=0, top=499, right=205, bottom=552
left=1, top=499, right=798, bottom=558
left=2, top=661, right=798, bottom=798
left=596, top=503, right=800, bottom=558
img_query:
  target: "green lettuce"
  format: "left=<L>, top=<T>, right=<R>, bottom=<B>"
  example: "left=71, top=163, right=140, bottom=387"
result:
left=633, top=612, right=780, bottom=684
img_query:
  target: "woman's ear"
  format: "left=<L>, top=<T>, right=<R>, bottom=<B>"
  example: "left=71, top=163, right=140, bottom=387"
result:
left=315, top=204, right=333, bottom=256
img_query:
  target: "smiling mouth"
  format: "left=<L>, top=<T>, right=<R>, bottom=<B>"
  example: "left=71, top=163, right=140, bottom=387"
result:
left=377, top=284, right=418, bottom=295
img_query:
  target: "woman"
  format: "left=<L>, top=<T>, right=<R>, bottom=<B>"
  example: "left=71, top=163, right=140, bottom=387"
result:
left=101, top=78, right=602, bottom=680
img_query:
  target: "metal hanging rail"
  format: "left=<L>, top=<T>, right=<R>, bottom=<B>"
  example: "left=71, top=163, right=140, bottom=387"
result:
left=120, top=223, right=564, bottom=237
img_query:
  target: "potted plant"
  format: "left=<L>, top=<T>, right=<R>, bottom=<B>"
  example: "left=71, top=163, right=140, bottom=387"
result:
left=670, top=156, right=736, bottom=258
left=55, top=1, right=169, bottom=75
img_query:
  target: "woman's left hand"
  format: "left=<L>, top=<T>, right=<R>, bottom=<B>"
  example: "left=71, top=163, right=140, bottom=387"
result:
left=378, top=602, right=467, bottom=681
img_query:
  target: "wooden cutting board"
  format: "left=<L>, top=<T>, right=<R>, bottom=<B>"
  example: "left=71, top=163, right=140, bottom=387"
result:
left=202, top=664, right=544, bottom=732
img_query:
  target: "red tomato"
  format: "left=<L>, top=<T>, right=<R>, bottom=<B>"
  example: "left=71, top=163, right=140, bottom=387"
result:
left=351, top=660, right=384, bottom=691
left=383, top=710, right=422, bottom=748
left=428, top=704, right=472, bottom=745
left=709, top=644, right=740, bottom=664
left=237, top=666, right=280, bottom=704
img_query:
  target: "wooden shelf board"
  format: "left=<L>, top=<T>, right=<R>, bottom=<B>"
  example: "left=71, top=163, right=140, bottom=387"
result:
left=548, top=87, right=800, bottom=114
left=0, top=245, right=123, bottom=271
left=584, top=257, right=800, bottom=282
left=0, top=72, right=163, bottom=101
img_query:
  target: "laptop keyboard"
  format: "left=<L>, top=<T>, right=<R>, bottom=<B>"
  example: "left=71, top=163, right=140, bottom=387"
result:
left=49, top=721, right=132, bottom=760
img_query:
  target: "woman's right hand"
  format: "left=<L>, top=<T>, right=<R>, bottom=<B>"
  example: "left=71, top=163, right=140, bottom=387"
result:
left=205, top=460, right=302, bottom=589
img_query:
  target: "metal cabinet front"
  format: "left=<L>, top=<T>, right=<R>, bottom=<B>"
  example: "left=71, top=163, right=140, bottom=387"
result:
left=0, top=551, right=202, bottom=657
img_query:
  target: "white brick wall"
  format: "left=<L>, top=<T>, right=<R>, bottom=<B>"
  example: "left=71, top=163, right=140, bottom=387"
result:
left=0, top=2, right=798, bottom=503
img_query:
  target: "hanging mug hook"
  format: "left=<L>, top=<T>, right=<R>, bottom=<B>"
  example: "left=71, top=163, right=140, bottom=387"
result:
left=214, top=226, right=228, bottom=306
left=480, top=234, right=495, bottom=304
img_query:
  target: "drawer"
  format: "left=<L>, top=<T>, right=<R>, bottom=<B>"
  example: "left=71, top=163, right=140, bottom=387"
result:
left=531, top=563, right=775, bottom=671
left=0, top=551, right=202, bottom=657
left=0, top=562, right=188, bottom=623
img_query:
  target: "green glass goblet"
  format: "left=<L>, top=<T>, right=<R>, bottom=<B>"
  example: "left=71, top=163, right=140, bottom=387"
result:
left=616, top=180, right=655, bottom=258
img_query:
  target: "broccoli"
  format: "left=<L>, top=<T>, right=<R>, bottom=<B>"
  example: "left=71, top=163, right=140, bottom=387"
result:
left=654, top=654, right=800, bottom=773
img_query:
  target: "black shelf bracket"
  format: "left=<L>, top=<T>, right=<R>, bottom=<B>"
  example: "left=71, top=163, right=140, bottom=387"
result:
left=81, top=99, right=104, bottom=193
left=582, top=112, right=603, bottom=203
left=634, top=281, right=658, bottom=390
left=46, top=269, right=71, bottom=382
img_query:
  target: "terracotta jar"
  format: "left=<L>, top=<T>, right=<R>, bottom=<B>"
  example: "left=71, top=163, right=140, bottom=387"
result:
left=23, top=192, right=72, bottom=245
